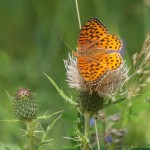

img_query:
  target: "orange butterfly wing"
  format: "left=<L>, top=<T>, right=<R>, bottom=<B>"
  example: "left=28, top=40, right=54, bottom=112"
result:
left=77, top=53, right=122, bottom=84
left=76, top=18, right=123, bottom=85
left=93, top=34, right=122, bottom=51
left=77, top=18, right=122, bottom=52
left=77, top=18, right=108, bottom=51
left=96, top=52, right=123, bottom=70
left=77, top=56, right=108, bottom=84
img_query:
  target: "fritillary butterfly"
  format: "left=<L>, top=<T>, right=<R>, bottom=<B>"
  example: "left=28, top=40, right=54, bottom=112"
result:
left=74, top=18, right=123, bottom=85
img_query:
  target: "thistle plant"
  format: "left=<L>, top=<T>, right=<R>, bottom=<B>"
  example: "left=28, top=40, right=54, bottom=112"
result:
left=13, top=88, right=38, bottom=150
left=6, top=87, right=63, bottom=150
left=63, top=0, right=130, bottom=149
left=64, top=50, right=129, bottom=150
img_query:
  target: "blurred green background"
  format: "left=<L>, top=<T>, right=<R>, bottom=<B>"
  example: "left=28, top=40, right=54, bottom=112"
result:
left=0, top=0, right=150, bottom=149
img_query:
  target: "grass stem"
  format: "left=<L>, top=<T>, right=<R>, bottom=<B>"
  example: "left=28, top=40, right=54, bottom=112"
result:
left=95, top=119, right=100, bottom=150
left=75, top=0, right=81, bottom=29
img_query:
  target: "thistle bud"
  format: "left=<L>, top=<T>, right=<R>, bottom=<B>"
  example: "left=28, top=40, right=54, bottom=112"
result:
left=78, top=91, right=105, bottom=114
left=13, top=88, right=38, bottom=122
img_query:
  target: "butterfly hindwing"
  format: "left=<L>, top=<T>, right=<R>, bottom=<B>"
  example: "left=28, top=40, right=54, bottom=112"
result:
left=96, top=52, right=123, bottom=70
left=77, top=56, right=108, bottom=84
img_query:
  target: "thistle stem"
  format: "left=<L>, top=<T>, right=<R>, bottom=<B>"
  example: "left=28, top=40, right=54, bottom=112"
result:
left=83, top=112, right=91, bottom=150
left=26, top=121, right=36, bottom=150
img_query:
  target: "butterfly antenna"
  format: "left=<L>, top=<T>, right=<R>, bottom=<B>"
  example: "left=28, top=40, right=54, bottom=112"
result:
left=59, top=36, right=74, bottom=52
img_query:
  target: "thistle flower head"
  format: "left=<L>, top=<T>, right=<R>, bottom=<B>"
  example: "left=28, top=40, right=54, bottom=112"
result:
left=64, top=53, right=129, bottom=114
left=64, top=54, right=129, bottom=97
left=13, top=88, right=38, bottom=122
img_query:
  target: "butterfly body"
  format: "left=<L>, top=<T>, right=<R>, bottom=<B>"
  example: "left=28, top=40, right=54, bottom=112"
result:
left=74, top=18, right=123, bottom=85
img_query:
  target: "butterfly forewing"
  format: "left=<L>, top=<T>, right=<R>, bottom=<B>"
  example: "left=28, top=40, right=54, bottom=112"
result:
left=78, top=18, right=108, bottom=51
left=95, top=34, right=122, bottom=51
